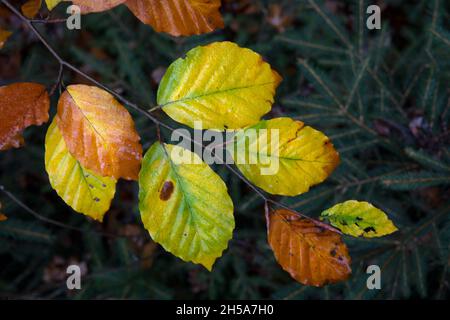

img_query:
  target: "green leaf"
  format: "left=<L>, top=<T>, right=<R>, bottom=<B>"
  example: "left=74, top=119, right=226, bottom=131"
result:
left=321, top=200, right=398, bottom=238
left=45, top=118, right=117, bottom=221
left=157, top=41, right=281, bottom=130
left=138, top=142, right=234, bottom=270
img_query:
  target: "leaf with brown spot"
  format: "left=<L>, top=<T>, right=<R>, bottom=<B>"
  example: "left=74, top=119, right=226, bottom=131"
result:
left=0, top=82, right=50, bottom=151
left=268, top=209, right=351, bottom=286
left=126, top=0, right=224, bottom=36
left=56, top=84, right=142, bottom=180
left=71, top=0, right=127, bottom=13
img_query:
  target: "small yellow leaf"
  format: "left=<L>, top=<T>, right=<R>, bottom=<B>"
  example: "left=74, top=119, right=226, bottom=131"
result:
left=21, top=0, right=42, bottom=18
left=45, top=118, right=116, bottom=222
left=45, top=0, right=63, bottom=10
left=139, top=142, right=234, bottom=270
left=232, top=117, right=339, bottom=196
left=158, top=42, right=282, bottom=130
left=0, top=29, right=12, bottom=49
left=321, top=200, right=398, bottom=238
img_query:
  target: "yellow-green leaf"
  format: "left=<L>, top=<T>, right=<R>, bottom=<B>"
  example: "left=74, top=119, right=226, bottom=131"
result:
left=45, top=0, right=63, bottom=10
left=45, top=118, right=116, bottom=222
left=157, top=41, right=282, bottom=130
left=232, top=117, right=339, bottom=196
left=320, top=200, right=398, bottom=238
left=57, top=84, right=143, bottom=181
left=138, top=142, right=234, bottom=270
left=0, top=202, right=6, bottom=222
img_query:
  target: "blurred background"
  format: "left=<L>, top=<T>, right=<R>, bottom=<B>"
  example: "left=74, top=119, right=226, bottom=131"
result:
left=0, top=0, right=449, bottom=299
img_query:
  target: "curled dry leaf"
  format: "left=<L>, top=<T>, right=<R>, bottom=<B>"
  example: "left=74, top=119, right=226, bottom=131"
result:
left=0, top=29, right=12, bottom=49
left=70, top=0, right=127, bottom=13
left=126, top=0, right=224, bottom=36
left=0, top=82, right=50, bottom=151
left=56, top=84, right=142, bottom=180
left=158, top=42, right=282, bottom=129
left=268, top=209, right=351, bottom=286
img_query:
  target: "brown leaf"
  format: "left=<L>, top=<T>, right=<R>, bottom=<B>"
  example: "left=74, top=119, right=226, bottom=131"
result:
left=56, top=85, right=142, bottom=180
left=125, top=0, right=224, bottom=36
left=71, top=0, right=127, bottom=13
left=0, top=28, right=12, bottom=49
left=0, top=82, right=50, bottom=151
left=268, top=209, right=351, bottom=286
left=21, top=0, right=42, bottom=18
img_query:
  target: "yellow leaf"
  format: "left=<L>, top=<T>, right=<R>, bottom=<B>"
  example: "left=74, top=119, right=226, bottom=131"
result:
left=139, top=142, right=234, bottom=270
left=158, top=42, right=282, bottom=130
left=232, top=117, right=339, bottom=196
left=126, top=0, right=224, bottom=36
left=21, top=0, right=42, bottom=18
left=45, top=118, right=116, bottom=222
left=321, top=200, right=398, bottom=238
left=0, top=29, right=12, bottom=49
left=57, top=84, right=143, bottom=180
left=45, top=0, right=63, bottom=10
left=268, top=209, right=351, bottom=286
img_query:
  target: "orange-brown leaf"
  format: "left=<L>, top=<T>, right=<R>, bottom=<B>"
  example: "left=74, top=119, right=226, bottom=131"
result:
left=126, top=0, right=224, bottom=36
left=21, top=0, right=42, bottom=18
left=0, top=82, right=50, bottom=151
left=268, top=209, right=351, bottom=286
left=56, top=85, right=142, bottom=180
left=71, top=0, right=126, bottom=13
